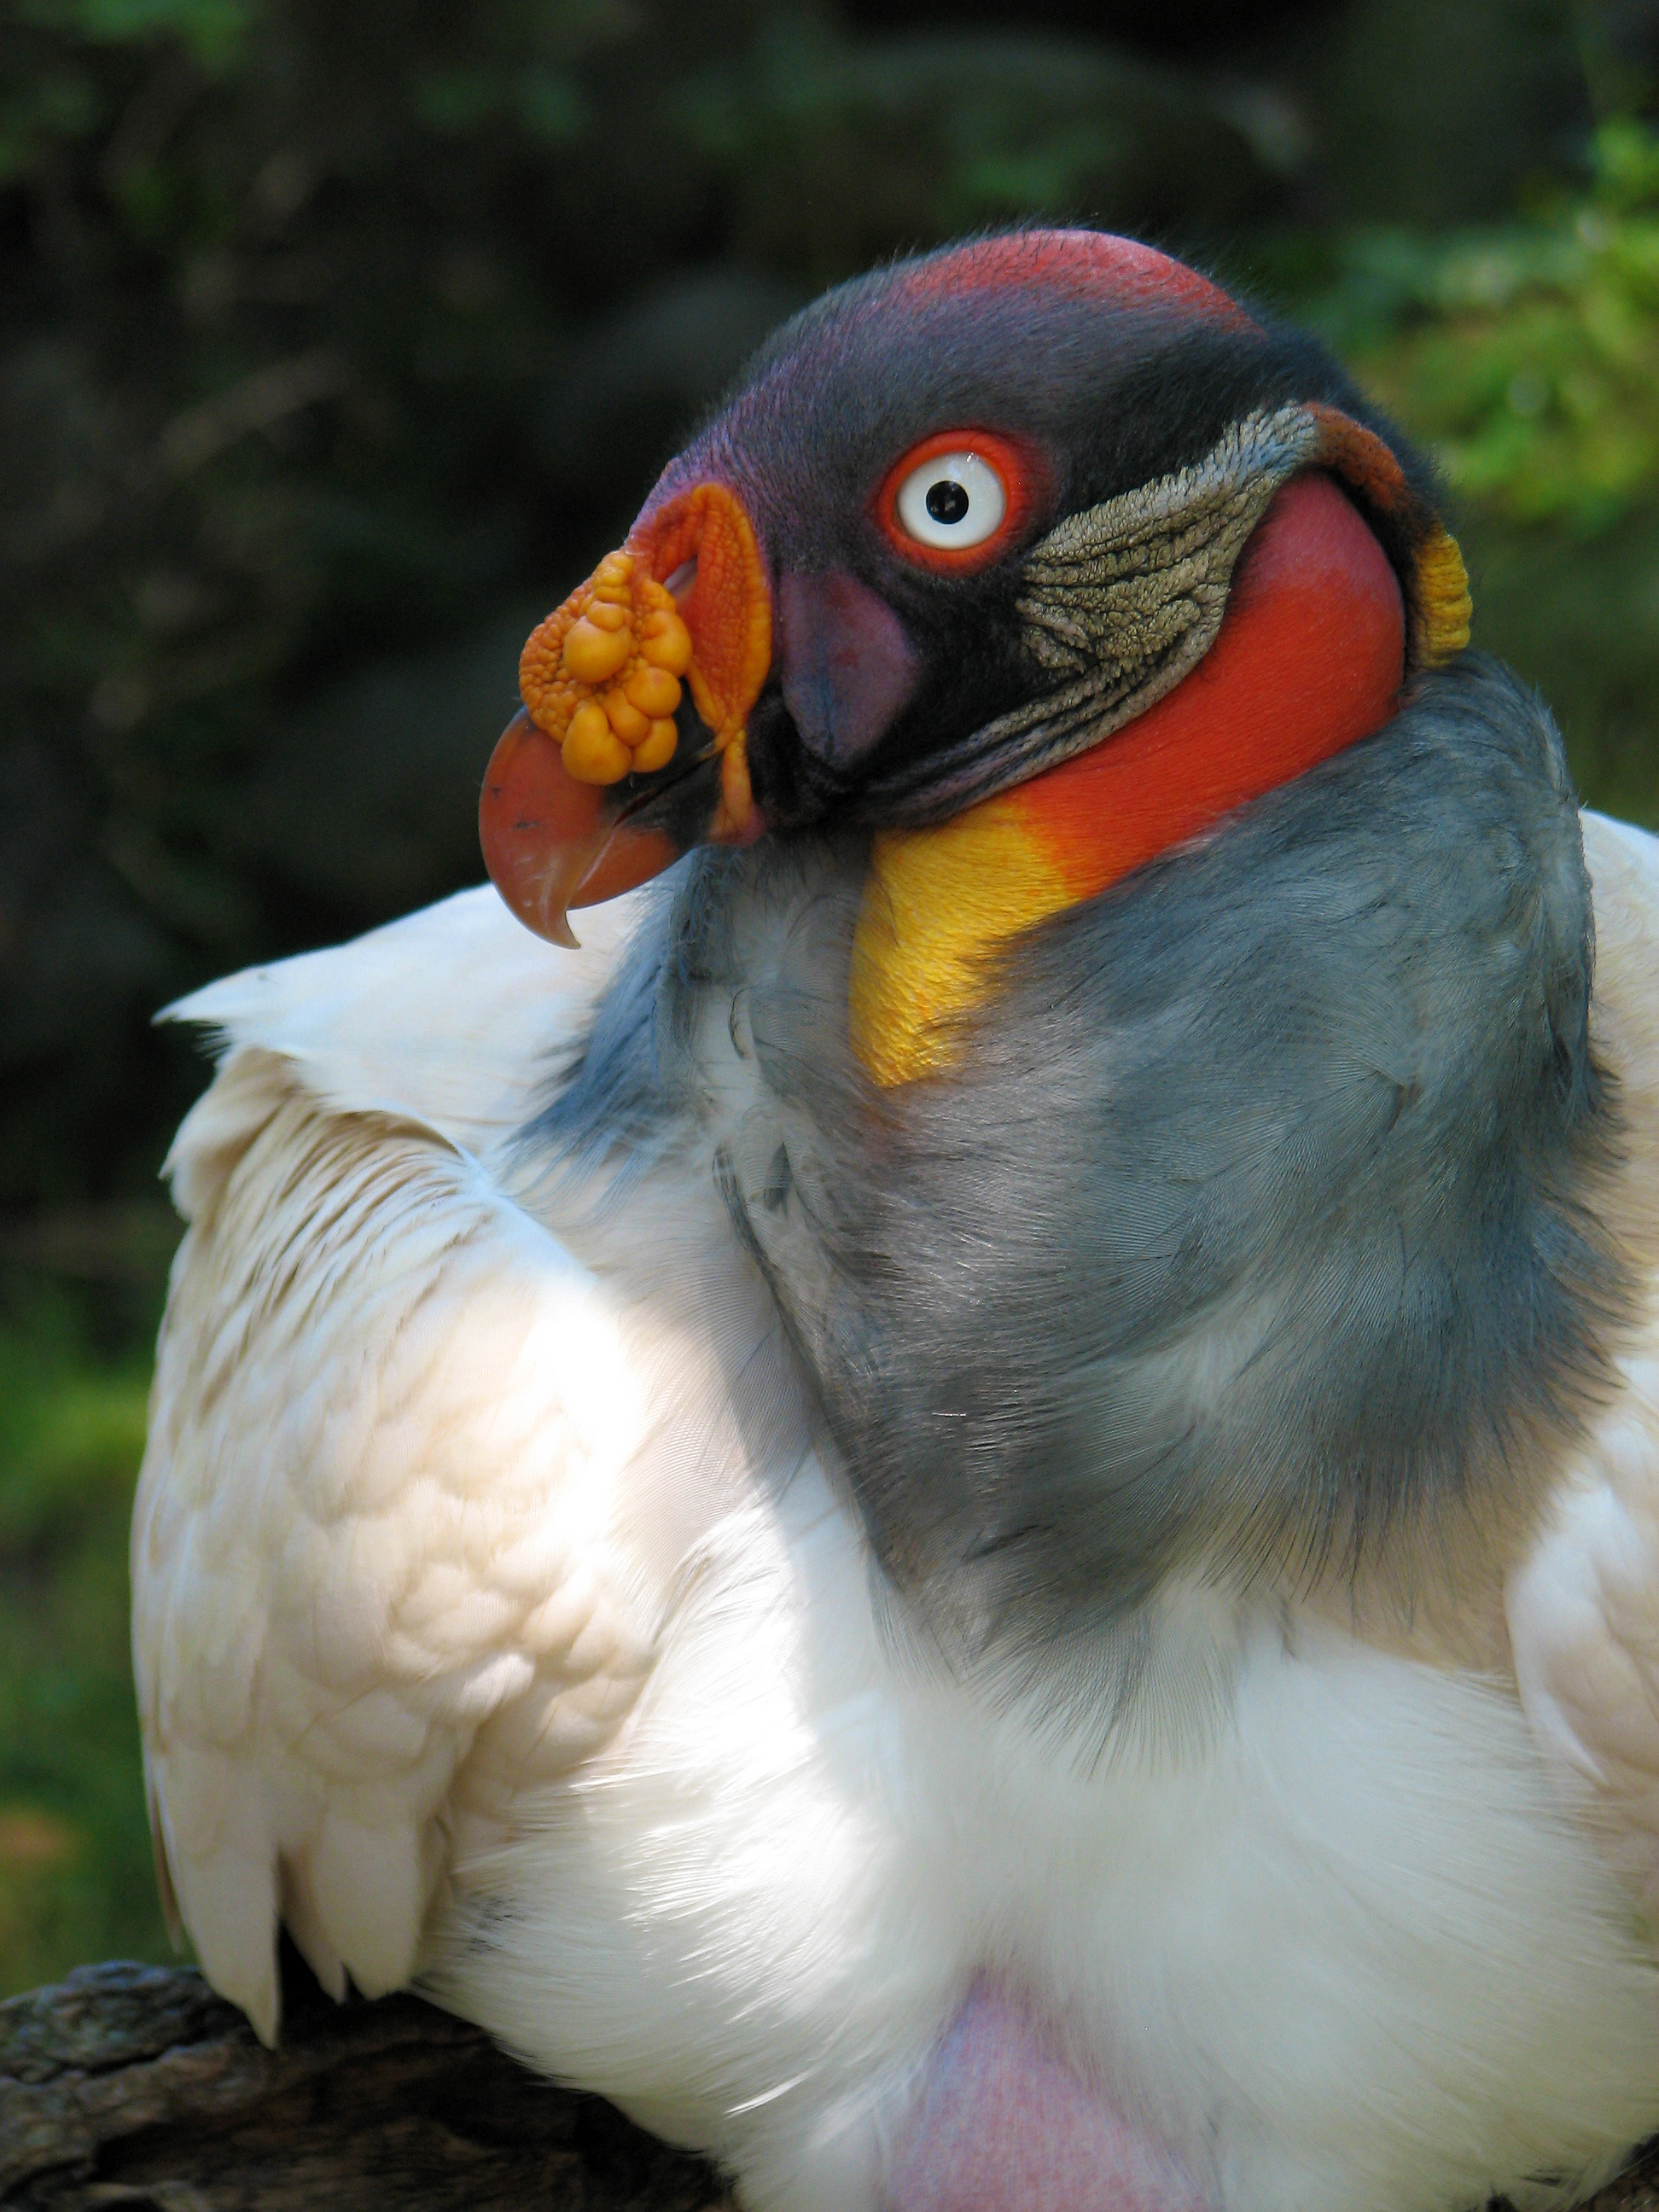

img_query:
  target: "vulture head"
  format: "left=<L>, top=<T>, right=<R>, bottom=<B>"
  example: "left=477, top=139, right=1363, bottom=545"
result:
left=482, top=230, right=1470, bottom=1084
left=483, top=230, right=1621, bottom=1711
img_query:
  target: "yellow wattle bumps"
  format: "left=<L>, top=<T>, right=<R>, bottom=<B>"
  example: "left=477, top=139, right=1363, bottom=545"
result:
left=518, top=552, right=694, bottom=787
left=515, top=483, right=770, bottom=841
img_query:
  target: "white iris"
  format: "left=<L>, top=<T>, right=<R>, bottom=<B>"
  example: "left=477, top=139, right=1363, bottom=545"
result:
left=895, top=450, right=1007, bottom=549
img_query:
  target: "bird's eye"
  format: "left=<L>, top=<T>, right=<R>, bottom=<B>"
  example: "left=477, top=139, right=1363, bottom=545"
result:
left=895, top=451, right=1006, bottom=549
left=874, top=428, right=1041, bottom=573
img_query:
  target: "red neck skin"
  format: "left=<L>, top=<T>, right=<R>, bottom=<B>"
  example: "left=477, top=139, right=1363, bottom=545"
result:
left=1007, top=471, right=1407, bottom=901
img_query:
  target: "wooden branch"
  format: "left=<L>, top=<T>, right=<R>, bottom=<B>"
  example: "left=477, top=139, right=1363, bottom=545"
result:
left=6, top=1953, right=1659, bottom=2212
left=0, top=1953, right=730, bottom=2210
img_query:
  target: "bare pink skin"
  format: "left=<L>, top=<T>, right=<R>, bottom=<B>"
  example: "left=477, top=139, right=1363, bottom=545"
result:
left=885, top=1987, right=1214, bottom=2212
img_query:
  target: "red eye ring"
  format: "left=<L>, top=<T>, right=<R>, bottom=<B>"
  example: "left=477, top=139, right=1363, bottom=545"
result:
left=873, top=427, right=1048, bottom=573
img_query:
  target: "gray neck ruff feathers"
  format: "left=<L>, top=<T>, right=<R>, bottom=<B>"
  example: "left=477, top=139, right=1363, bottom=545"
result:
left=531, top=656, right=1629, bottom=1720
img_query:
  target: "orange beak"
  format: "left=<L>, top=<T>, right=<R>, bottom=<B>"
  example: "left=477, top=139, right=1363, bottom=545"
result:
left=480, top=482, right=773, bottom=946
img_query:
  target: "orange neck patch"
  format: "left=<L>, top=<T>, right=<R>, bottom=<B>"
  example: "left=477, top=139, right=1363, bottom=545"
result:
left=850, top=473, right=1409, bottom=1085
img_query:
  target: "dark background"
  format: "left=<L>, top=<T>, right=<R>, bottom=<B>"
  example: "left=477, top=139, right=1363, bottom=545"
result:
left=3, top=0, right=1659, bottom=1991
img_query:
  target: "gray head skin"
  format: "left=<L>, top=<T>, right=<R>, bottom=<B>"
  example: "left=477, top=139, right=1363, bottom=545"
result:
left=529, top=655, right=1629, bottom=1725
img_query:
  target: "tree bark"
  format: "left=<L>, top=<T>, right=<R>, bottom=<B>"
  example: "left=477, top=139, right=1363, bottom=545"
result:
left=0, top=1953, right=730, bottom=2210
left=6, top=1955, right=1659, bottom=2212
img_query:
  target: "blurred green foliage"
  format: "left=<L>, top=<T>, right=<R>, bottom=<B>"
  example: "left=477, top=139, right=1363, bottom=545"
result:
left=1311, top=119, right=1659, bottom=529
left=4, top=0, right=1659, bottom=1999
left=0, top=1274, right=174, bottom=1994
left=1278, top=109, right=1659, bottom=838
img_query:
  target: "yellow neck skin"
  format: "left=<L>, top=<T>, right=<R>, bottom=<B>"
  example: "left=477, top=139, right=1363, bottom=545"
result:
left=848, top=800, right=1073, bottom=1086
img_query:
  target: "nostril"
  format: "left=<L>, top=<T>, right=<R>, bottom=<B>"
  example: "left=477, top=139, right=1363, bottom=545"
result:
left=664, top=559, right=696, bottom=605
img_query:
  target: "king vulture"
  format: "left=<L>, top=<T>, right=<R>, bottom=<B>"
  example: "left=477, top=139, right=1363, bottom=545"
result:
left=133, top=230, right=1659, bottom=2212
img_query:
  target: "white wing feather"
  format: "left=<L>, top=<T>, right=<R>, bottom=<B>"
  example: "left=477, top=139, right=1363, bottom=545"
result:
left=161, top=881, right=642, bottom=1172
left=132, top=885, right=663, bottom=2042
left=1508, top=812, right=1659, bottom=1910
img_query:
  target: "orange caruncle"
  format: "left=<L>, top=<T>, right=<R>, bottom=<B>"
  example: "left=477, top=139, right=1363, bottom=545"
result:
left=518, top=552, right=695, bottom=788
left=515, top=481, right=771, bottom=846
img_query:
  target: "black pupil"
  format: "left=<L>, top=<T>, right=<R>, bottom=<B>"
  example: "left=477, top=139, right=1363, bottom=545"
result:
left=926, top=478, right=970, bottom=526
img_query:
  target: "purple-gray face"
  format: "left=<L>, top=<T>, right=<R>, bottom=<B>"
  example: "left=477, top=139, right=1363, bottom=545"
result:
left=479, top=229, right=1458, bottom=947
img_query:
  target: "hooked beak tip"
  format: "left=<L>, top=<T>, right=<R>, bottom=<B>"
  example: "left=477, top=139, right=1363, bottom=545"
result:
left=479, top=709, right=635, bottom=946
